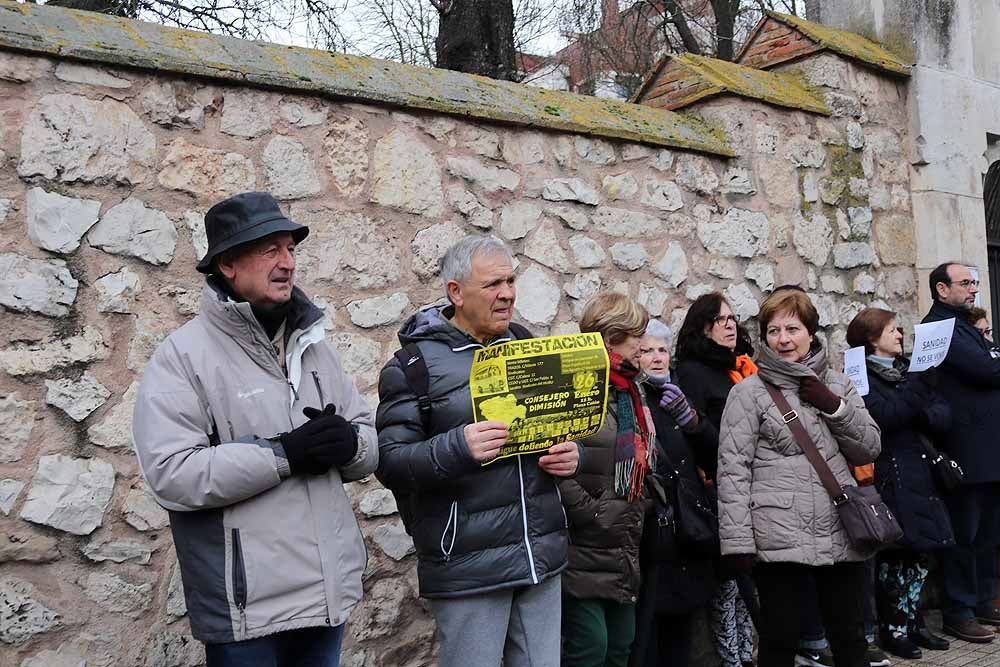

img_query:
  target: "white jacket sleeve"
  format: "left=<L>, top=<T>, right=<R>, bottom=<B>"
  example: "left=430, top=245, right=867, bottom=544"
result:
left=133, top=341, right=284, bottom=512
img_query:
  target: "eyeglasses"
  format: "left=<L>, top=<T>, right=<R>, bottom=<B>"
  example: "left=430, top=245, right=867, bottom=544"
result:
left=712, top=314, right=740, bottom=326
left=955, top=279, right=980, bottom=288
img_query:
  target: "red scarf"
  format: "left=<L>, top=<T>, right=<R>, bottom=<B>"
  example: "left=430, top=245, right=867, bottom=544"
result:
left=608, top=352, right=656, bottom=502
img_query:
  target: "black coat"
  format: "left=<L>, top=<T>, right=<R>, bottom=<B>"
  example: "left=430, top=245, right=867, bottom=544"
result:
left=922, top=301, right=1000, bottom=483
left=674, top=358, right=732, bottom=480
left=640, top=384, right=718, bottom=613
left=864, top=360, right=955, bottom=551
left=376, top=306, right=567, bottom=598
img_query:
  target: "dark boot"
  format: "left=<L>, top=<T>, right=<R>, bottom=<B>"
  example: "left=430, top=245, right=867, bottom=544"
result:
left=908, top=627, right=949, bottom=651
left=942, top=618, right=996, bottom=643
left=881, top=633, right=922, bottom=660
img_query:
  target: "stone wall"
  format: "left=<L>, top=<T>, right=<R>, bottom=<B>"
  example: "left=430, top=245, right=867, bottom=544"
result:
left=0, top=23, right=918, bottom=667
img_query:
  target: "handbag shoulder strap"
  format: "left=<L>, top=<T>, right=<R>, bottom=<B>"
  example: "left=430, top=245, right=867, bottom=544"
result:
left=762, top=381, right=847, bottom=505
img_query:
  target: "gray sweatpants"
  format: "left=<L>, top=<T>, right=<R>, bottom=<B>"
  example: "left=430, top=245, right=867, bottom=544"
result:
left=428, top=575, right=562, bottom=667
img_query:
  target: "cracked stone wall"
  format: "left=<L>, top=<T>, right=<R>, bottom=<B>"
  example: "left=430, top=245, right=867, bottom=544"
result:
left=0, top=47, right=917, bottom=667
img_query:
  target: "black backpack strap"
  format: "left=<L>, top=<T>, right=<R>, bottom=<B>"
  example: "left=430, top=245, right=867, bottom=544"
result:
left=394, top=343, right=432, bottom=431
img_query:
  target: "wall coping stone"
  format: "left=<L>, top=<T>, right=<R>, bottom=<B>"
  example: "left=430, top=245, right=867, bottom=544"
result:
left=0, top=0, right=734, bottom=157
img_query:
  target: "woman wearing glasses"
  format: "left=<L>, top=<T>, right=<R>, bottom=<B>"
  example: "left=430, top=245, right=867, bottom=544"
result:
left=673, top=293, right=758, bottom=667
left=845, top=307, right=955, bottom=660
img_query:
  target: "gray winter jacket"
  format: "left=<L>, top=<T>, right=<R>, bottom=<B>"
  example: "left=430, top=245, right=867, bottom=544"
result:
left=133, top=281, right=377, bottom=643
left=716, top=343, right=880, bottom=566
left=375, top=305, right=568, bottom=598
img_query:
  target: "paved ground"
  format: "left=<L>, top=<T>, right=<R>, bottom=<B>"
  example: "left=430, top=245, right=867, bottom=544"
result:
left=898, top=612, right=1000, bottom=667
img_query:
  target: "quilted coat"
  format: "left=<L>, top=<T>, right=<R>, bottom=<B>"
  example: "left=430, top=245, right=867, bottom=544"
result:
left=716, top=343, right=881, bottom=566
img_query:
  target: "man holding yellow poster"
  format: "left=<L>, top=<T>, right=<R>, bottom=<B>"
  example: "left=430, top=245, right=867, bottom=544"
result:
left=375, top=235, right=581, bottom=667
left=470, top=333, right=610, bottom=461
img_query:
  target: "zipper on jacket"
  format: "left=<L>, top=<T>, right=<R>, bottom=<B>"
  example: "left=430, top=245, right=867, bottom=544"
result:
left=287, top=381, right=300, bottom=403
left=440, top=501, right=458, bottom=561
left=517, top=457, right=540, bottom=584
left=226, top=419, right=235, bottom=441
left=231, top=529, right=247, bottom=636
left=311, top=371, right=325, bottom=406
left=554, top=485, right=569, bottom=530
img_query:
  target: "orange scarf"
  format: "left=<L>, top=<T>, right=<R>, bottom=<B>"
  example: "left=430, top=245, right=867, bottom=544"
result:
left=727, top=354, right=758, bottom=385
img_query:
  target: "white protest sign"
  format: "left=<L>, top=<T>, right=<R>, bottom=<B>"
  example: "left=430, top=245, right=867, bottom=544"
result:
left=843, top=346, right=869, bottom=396
left=908, top=318, right=956, bottom=373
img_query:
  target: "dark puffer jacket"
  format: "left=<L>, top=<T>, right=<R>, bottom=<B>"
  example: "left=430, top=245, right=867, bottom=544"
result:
left=375, top=305, right=568, bottom=598
left=558, top=390, right=646, bottom=605
left=865, top=359, right=955, bottom=552
left=923, top=301, right=1000, bottom=483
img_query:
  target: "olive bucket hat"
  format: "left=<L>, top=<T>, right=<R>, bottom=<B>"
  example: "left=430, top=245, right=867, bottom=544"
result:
left=196, top=192, right=309, bottom=273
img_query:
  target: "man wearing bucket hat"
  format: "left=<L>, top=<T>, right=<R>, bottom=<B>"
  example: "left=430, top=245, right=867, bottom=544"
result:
left=133, top=192, right=377, bottom=666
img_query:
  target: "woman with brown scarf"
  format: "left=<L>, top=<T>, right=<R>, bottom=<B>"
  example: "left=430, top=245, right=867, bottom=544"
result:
left=559, top=291, right=655, bottom=667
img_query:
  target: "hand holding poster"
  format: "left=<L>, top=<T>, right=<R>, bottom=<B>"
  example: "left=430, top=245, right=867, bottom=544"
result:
left=908, top=318, right=956, bottom=373
left=469, top=333, right=610, bottom=463
left=843, top=346, right=869, bottom=396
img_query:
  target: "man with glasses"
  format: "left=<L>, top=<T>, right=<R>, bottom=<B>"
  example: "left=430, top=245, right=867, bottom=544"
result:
left=923, top=262, right=1000, bottom=643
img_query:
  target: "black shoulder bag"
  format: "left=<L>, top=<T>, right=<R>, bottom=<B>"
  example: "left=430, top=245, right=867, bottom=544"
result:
left=918, top=434, right=965, bottom=492
left=657, top=447, right=720, bottom=557
left=763, top=382, right=903, bottom=551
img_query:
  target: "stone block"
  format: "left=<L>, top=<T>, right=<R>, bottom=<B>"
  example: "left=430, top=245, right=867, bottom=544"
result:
left=20, top=455, right=115, bottom=536
left=0, top=393, right=36, bottom=464
left=372, top=130, right=443, bottom=216
left=411, top=221, right=464, bottom=278
left=592, top=207, right=661, bottom=238
left=542, top=178, right=598, bottom=206
left=324, top=118, right=370, bottom=199
left=523, top=221, right=571, bottom=272
left=450, top=188, right=493, bottom=229
left=575, top=137, right=615, bottom=164
left=610, top=243, right=648, bottom=271
left=0, top=576, right=59, bottom=644
left=499, top=201, right=542, bottom=240
left=723, top=283, right=760, bottom=320
left=515, top=265, right=560, bottom=326
left=0, top=253, right=78, bottom=317
left=82, top=538, right=154, bottom=565
left=637, top=284, right=668, bottom=317
left=793, top=210, right=834, bottom=266
left=280, top=100, right=328, bottom=127
left=675, top=154, right=719, bottom=194
left=123, top=480, right=169, bottom=532
left=745, top=260, right=775, bottom=292
left=502, top=132, right=545, bottom=164
left=785, top=136, right=826, bottom=168
left=45, top=371, right=111, bottom=422
left=0, top=327, right=108, bottom=376
left=166, top=561, right=187, bottom=621
left=602, top=173, right=638, bottom=201
left=546, top=206, right=589, bottom=231
left=372, top=520, right=415, bottom=561
left=697, top=208, right=769, bottom=258
left=359, top=489, right=399, bottom=518
left=0, top=532, right=60, bottom=564
left=95, top=268, right=142, bottom=314
left=347, top=293, right=411, bottom=328
left=651, top=242, right=688, bottom=288
left=460, top=125, right=501, bottom=158
left=720, top=166, right=755, bottom=195
left=25, top=187, right=101, bottom=253
left=80, top=572, right=152, bottom=616
left=328, top=332, right=382, bottom=390
left=19, top=93, right=155, bottom=184
left=833, top=242, right=877, bottom=269
left=89, top=197, right=177, bottom=266
left=641, top=179, right=684, bottom=211
left=569, top=235, right=606, bottom=268
left=0, top=479, right=24, bottom=516
left=89, top=382, right=139, bottom=451
left=141, top=81, right=213, bottom=129
left=447, top=156, right=520, bottom=194
left=158, top=138, right=256, bottom=197
left=220, top=89, right=274, bottom=138
left=264, top=136, right=321, bottom=199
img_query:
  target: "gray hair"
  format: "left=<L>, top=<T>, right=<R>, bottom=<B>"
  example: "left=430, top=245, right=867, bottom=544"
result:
left=644, top=318, right=673, bottom=349
left=439, top=235, right=514, bottom=291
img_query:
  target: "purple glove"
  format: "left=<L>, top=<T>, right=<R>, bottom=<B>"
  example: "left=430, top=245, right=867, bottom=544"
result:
left=660, top=383, right=697, bottom=428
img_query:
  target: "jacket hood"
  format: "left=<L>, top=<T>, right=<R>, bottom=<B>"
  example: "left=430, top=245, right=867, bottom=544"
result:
left=397, top=302, right=521, bottom=350
left=202, top=276, right=323, bottom=336
left=756, top=340, right=828, bottom=389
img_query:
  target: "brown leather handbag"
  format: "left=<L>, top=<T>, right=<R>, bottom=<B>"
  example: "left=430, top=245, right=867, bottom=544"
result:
left=763, top=382, right=903, bottom=550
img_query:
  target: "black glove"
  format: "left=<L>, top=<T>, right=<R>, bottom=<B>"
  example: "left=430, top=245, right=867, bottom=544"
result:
left=918, top=401, right=951, bottom=435
left=798, top=375, right=841, bottom=414
left=279, top=404, right=359, bottom=476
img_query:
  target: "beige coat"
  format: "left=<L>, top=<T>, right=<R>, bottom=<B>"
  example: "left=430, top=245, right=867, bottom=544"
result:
left=716, top=344, right=881, bottom=566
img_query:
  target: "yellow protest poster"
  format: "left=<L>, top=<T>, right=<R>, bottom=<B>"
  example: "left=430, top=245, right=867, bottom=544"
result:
left=470, top=333, right=610, bottom=463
